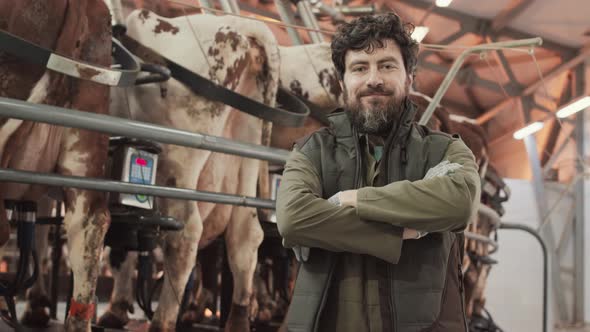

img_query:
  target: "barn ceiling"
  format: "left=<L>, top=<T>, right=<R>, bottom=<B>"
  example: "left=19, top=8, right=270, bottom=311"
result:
left=127, top=0, right=590, bottom=181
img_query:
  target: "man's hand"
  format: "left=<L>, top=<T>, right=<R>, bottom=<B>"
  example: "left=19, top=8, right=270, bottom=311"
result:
left=424, top=160, right=462, bottom=180
left=403, top=228, right=428, bottom=239
left=339, top=190, right=358, bottom=207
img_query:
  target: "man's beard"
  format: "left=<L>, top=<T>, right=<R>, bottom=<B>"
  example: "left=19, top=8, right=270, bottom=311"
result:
left=344, top=86, right=408, bottom=136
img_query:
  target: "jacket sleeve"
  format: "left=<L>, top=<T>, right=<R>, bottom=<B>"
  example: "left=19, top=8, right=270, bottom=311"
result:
left=276, top=149, right=404, bottom=264
left=356, top=139, right=481, bottom=233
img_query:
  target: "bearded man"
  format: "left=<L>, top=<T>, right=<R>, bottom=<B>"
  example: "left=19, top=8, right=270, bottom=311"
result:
left=276, top=13, right=481, bottom=332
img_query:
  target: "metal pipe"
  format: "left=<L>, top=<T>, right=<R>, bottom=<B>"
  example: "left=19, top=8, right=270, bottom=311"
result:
left=478, top=204, right=502, bottom=229
left=311, top=4, right=375, bottom=16
left=296, top=0, right=324, bottom=43
left=0, top=97, right=290, bottom=164
left=500, top=222, right=548, bottom=332
left=524, top=134, right=568, bottom=322
left=308, top=0, right=346, bottom=23
left=218, top=0, right=235, bottom=14
left=199, top=0, right=215, bottom=14
left=274, top=0, right=304, bottom=45
left=418, top=37, right=543, bottom=125
left=464, top=231, right=498, bottom=252
left=0, top=168, right=276, bottom=210
left=228, top=0, right=241, bottom=15
left=106, top=0, right=127, bottom=35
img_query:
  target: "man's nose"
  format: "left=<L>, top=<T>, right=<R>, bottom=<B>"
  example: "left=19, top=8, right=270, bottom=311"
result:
left=366, top=69, right=384, bottom=89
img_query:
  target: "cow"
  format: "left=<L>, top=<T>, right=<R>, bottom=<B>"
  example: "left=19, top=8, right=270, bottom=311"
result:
left=103, top=9, right=281, bottom=332
left=0, top=1, right=113, bottom=331
left=96, top=39, right=343, bottom=329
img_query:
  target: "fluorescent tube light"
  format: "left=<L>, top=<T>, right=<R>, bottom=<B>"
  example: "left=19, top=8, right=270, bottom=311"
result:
left=556, top=96, right=590, bottom=118
left=513, top=122, right=544, bottom=140
left=411, top=26, right=429, bottom=43
left=435, top=0, right=453, bottom=7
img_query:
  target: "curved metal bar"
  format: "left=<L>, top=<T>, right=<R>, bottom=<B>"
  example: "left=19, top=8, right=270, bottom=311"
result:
left=464, top=231, right=498, bottom=252
left=499, top=222, right=547, bottom=332
left=135, top=63, right=172, bottom=85
left=0, top=29, right=141, bottom=87
left=418, top=37, right=543, bottom=125
left=478, top=204, right=502, bottom=229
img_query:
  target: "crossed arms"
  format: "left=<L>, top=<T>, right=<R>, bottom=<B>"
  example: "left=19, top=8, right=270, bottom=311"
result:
left=275, top=139, right=481, bottom=264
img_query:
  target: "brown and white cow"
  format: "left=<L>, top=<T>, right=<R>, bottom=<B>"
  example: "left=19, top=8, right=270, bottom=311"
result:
left=0, top=1, right=113, bottom=331
left=97, top=40, right=342, bottom=329
left=104, top=9, right=281, bottom=332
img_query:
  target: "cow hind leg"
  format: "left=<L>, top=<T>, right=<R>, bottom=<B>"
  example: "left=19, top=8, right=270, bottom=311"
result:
left=97, top=250, right=137, bottom=329
left=224, top=206, right=264, bottom=332
left=59, top=188, right=109, bottom=331
left=150, top=201, right=202, bottom=332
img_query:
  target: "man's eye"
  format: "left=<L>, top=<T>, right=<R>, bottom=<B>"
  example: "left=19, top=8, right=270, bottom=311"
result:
left=382, top=64, right=397, bottom=70
left=352, top=67, right=366, bottom=72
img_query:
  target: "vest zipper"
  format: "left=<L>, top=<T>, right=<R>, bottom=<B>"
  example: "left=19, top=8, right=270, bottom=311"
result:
left=388, top=265, right=396, bottom=332
left=383, top=115, right=408, bottom=332
left=352, top=126, right=362, bottom=188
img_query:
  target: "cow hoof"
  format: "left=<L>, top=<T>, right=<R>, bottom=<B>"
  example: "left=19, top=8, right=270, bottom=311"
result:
left=257, top=307, right=273, bottom=322
left=96, top=301, right=133, bottom=329
left=180, top=288, right=214, bottom=325
left=224, top=304, right=250, bottom=332
left=148, top=320, right=175, bottom=332
left=20, top=294, right=51, bottom=327
left=180, top=304, right=203, bottom=326
left=65, top=316, right=91, bottom=332
left=97, top=310, right=128, bottom=329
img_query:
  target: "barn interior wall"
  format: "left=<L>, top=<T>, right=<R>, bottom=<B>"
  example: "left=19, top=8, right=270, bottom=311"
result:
left=486, top=179, right=577, bottom=330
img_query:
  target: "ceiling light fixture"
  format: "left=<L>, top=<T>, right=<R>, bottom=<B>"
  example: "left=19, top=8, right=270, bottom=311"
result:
left=556, top=96, right=590, bottom=118
left=411, top=26, right=429, bottom=43
left=513, top=122, right=544, bottom=140
left=435, top=0, right=453, bottom=7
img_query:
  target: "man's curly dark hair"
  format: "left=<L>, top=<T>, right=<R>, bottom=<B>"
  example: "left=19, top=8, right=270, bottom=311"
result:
left=331, top=13, right=419, bottom=80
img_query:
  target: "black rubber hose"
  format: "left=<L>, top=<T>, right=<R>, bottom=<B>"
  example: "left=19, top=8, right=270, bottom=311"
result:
left=135, top=63, right=171, bottom=85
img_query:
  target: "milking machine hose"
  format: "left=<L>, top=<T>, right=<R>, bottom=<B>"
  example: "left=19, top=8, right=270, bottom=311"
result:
left=499, top=222, right=547, bottom=332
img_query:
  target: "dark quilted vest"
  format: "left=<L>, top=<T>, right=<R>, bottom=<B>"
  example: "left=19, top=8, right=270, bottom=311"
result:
left=286, top=103, right=468, bottom=332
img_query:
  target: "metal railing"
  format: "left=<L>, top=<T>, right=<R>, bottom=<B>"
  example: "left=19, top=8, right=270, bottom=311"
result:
left=418, top=37, right=543, bottom=125
left=0, top=97, right=289, bottom=164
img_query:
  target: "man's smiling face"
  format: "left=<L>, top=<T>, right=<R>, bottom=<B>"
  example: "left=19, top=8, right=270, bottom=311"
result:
left=342, top=39, right=412, bottom=135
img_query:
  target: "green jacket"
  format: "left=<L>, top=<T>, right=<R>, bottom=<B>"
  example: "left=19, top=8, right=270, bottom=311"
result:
left=276, top=102, right=481, bottom=332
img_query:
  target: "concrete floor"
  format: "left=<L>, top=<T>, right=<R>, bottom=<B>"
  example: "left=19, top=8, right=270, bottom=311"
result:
left=0, top=301, right=585, bottom=332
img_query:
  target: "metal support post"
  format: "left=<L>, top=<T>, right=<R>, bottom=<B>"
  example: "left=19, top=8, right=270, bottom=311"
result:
left=296, top=0, right=324, bottom=43
left=217, top=0, right=233, bottom=14
left=274, top=0, right=304, bottom=45
left=227, top=0, right=241, bottom=14
left=105, top=0, right=126, bottom=35
left=524, top=134, right=569, bottom=322
left=576, top=60, right=590, bottom=322
left=574, top=99, right=586, bottom=323
left=199, top=0, right=215, bottom=14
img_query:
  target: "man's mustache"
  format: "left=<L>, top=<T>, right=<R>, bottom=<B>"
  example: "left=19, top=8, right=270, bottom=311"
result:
left=358, top=88, right=394, bottom=97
